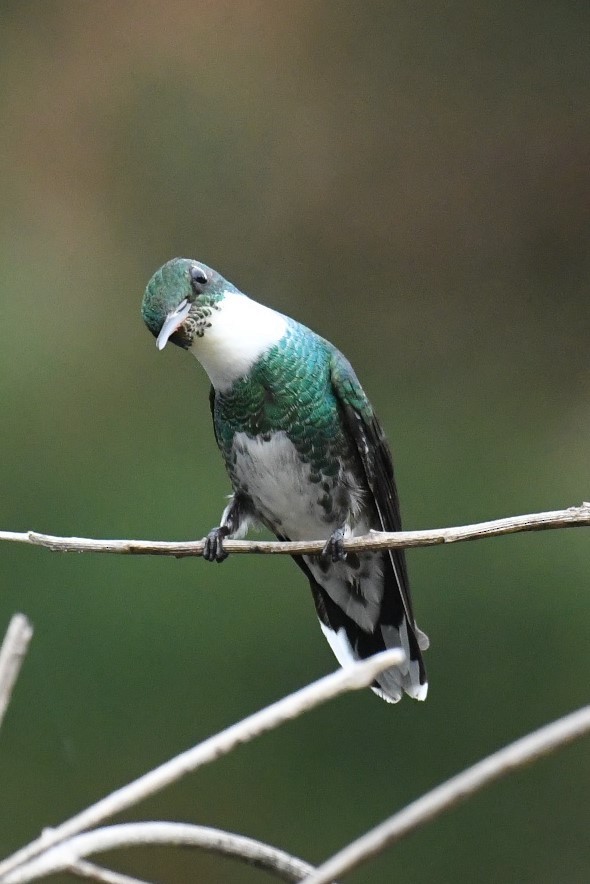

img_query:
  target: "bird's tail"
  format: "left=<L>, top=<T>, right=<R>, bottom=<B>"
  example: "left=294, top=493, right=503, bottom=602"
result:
left=309, top=576, right=428, bottom=703
left=287, top=546, right=428, bottom=703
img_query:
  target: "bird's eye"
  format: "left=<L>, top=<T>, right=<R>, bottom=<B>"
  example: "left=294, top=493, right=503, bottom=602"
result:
left=189, top=264, right=208, bottom=294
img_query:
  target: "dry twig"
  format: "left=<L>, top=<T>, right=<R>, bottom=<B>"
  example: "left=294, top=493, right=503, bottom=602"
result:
left=303, top=704, right=590, bottom=884
left=1, top=506, right=588, bottom=882
left=0, top=503, right=589, bottom=558
left=3, top=823, right=315, bottom=884
left=0, top=650, right=403, bottom=883
left=0, top=614, right=33, bottom=732
left=67, top=860, right=152, bottom=884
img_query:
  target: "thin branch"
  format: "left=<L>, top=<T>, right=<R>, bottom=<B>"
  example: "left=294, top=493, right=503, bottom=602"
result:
left=5, top=823, right=316, bottom=884
left=67, top=860, right=152, bottom=884
left=0, top=614, right=33, bottom=732
left=303, top=704, right=590, bottom=884
left=1, top=504, right=589, bottom=558
left=0, top=650, right=402, bottom=883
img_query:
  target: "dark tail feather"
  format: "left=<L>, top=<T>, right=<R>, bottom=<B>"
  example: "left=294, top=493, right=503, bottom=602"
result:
left=291, top=554, right=428, bottom=703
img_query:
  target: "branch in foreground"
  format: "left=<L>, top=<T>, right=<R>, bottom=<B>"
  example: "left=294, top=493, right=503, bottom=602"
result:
left=0, top=614, right=33, bottom=732
left=3, top=823, right=315, bottom=884
left=0, top=650, right=402, bottom=883
left=1, top=504, right=589, bottom=558
left=68, top=860, right=151, bottom=884
left=303, top=704, right=590, bottom=884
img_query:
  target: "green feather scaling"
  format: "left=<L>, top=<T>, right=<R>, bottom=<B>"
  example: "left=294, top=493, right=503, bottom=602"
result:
left=212, top=322, right=362, bottom=488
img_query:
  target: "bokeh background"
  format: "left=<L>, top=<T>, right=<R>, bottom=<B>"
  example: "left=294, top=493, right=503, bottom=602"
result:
left=1, top=2, right=589, bottom=882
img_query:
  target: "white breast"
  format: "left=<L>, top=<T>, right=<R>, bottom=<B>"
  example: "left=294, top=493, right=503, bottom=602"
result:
left=189, top=292, right=288, bottom=392
left=232, top=431, right=334, bottom=540
left=234, top=431, right=385, bottom=633
left=232, top=430, right=371, bottom=543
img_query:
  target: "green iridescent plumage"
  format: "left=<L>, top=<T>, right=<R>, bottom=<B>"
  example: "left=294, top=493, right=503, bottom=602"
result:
left=141, top=257, right=428, bottom=703
left=212, top=325, right=365, bottom=477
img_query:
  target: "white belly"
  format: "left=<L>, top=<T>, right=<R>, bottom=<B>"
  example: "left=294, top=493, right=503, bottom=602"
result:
left=231, top=430, right=344, bottom=540
left=232, top=431, right=382, bottom=633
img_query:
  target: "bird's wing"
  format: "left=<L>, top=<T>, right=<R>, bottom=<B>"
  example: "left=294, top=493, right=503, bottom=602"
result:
left=208, top=385, right=221, bottom=449
left=329, top=346, right=418, bottom=627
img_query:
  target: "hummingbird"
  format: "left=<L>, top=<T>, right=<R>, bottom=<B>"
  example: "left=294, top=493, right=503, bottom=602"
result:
left=141, top=257, right=429, bottom=702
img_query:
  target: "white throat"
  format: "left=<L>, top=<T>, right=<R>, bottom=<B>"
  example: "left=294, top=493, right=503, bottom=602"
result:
left=189, top=291, right=288, bottom=391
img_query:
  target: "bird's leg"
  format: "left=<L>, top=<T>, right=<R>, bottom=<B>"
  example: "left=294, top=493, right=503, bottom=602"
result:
left=203, top=525, right=231, bottom=563
left=321, top=526, right=350, bottom=563
left=203, top=494, right=248, bottom=563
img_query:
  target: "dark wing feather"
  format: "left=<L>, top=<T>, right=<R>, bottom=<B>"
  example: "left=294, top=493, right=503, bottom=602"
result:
left=209, top=385, right=220, bottom=448
left=329, top=347, right=424, bottom=639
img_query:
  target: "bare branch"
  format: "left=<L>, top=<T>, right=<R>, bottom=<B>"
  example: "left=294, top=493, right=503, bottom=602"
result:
left=67, top=859, right=153, bottom=884
left=0, top=614, right=33, bottom=732
left=1, top=504, right=589, bottom=559
left=0, top=650, right=402, bottom=883
left=5, top=822, right=316, bottom=884
left=303, top=704, right=590, bottom=884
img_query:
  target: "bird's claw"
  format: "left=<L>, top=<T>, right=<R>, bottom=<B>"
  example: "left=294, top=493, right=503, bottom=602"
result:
left=203, top=526, right=230, bottom=563
left=322, top=527, right=348, bottom=563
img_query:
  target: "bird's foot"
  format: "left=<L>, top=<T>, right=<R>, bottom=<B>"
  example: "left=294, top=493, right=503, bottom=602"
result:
left=203, top=526, right=230, bottom=563
left=321, top=527, right=348, bottom=563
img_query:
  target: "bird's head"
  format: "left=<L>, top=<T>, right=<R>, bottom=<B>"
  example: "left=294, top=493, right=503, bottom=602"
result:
left=141, top=257, right=236, bottom=351
left=142, top=257, right=288, bottom=390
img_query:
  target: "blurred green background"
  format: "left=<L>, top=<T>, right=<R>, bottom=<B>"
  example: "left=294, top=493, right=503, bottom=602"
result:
left=0, top=2, right=588, bottom=882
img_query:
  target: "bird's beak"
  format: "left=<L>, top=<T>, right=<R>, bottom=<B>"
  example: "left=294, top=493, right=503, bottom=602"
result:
left=156, top=299, right=192, bottom=350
